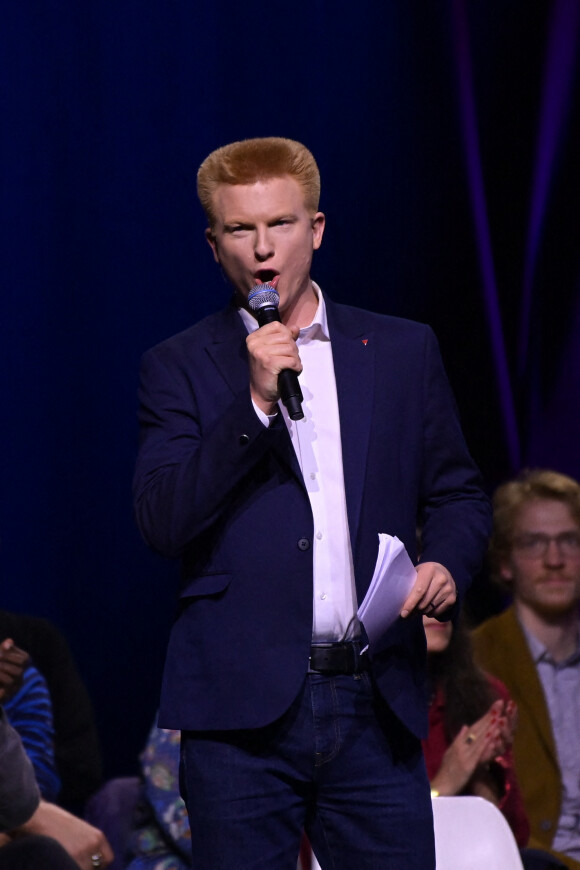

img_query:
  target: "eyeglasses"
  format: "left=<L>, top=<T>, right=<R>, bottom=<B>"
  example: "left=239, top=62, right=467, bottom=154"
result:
left=512, top=531, right=580, bottom=559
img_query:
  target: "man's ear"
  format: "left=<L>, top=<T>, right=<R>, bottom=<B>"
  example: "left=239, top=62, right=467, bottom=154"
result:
left=312, top=212, right=325, bottom=251
left=205, top=227, right=220, bottom=264
left=499, top=562, right=514, bottom=584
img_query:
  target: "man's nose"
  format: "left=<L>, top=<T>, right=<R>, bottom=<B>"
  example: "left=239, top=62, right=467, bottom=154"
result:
left=544, top=539, right=565, bottom=564
left=254, top=228, right=274, bottom=261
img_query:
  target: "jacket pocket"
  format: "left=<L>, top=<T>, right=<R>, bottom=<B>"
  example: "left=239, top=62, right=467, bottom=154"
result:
left=178, top=572, right=231, bottom=600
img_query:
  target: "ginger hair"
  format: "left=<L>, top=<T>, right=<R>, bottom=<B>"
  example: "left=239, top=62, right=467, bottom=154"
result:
left=197, top=137, right=321, bottom=227
left=489, top=468, right=580, bottom=588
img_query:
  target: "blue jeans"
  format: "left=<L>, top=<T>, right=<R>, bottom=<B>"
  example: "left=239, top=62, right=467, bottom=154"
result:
left=180, top=671, right=434, bottom=869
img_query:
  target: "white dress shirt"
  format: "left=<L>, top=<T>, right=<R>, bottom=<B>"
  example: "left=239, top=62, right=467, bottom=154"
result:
left=239, top=285, right=359, bottom=641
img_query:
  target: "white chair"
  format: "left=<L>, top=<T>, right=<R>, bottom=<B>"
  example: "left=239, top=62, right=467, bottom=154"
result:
left=301, top=797, right=524, bottom=869
left=432, top=795, right=524, bottom=870
left=297, top=845, right=321, bottom=870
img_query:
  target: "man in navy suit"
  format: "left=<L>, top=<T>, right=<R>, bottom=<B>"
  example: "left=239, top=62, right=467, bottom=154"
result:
left=133, top=137, right=491, bottom=869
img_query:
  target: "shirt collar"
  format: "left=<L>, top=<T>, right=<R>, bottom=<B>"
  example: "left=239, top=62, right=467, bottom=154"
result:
left=522, top=625, right=549, bottom=665
left=238, top=282, right=329, bottom=340
left=520, top=618, right=580, bottom=667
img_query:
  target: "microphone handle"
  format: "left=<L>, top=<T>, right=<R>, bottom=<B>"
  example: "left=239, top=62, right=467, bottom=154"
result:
left=256, top=305, right=304, bottom=421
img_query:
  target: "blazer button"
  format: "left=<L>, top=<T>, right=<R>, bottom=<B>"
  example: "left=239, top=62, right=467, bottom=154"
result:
left=297, top=537, right=310, bottom=551
left=239, top=434, right=250, bottom=445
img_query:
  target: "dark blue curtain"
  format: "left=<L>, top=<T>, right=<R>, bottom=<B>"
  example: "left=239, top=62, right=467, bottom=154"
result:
left=1, top=1, right=579, bottom=777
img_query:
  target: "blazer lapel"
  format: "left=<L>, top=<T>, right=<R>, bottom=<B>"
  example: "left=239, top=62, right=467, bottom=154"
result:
left=326, top=300, right=375, bottom=550
left=503, top=610, right=560, bottom=765
left=205, top=302, right=250, bottom=397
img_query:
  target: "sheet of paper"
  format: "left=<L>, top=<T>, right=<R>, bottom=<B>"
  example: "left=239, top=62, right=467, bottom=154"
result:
left=357, top=533, right=417, bottom=648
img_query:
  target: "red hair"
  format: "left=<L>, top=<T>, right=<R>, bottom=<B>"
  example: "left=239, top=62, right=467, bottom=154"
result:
left=197, top=137, right=321, bottom=227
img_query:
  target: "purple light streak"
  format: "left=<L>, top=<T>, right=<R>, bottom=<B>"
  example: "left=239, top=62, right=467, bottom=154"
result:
left=450, top=0, right=521, bottom=472
left=518, top=0, right=580, bottom=378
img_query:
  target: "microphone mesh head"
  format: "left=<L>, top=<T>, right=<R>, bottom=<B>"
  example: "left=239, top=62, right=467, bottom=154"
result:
left=248, top=283, right=280, bottom=311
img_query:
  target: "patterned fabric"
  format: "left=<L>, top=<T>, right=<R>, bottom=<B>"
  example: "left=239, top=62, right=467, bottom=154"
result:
left=4, top=663, right=60, bottom=802
left=127, top=724, right=191, bottom=870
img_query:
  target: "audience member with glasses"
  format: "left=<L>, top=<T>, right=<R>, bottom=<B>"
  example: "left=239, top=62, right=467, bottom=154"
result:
left=473, top=469, right=580, bottom=870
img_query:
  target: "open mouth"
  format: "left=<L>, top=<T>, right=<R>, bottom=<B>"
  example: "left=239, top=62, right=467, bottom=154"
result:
left=253, top=271, right=279, bottom=288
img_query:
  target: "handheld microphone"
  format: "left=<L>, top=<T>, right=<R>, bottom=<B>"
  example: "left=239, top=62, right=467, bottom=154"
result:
left=247, top=283, right=304, bottom=420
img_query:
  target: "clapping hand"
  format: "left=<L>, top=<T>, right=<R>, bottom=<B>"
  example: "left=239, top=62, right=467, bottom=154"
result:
left=430, top=698, right=517, bottom=797
left=0, top=638, right=29, bottom=702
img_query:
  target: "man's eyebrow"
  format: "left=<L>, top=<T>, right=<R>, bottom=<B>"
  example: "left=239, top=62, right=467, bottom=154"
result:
left=268, top=213, right=297, bottom=224
left=222, top=220, right=253, bottom=231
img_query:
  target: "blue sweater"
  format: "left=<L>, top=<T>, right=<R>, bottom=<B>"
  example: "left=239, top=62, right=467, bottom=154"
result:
left=4, top=664, right=60, bottom=802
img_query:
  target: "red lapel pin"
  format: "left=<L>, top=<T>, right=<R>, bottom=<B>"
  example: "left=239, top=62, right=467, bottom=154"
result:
left=362, top=339, right=368, bottom=346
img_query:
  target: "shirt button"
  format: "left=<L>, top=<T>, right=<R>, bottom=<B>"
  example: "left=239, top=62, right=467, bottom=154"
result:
left=310, top=472, right=316, bottom=480
left=239, top=434, right=250, bottom=445
left=297, top=538, right=310, bottom=551
left=316, top=532, right=323, bottom=540
left=321, top=593, right=327, bottom=600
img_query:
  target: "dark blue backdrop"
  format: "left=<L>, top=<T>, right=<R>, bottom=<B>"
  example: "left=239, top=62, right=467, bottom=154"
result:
left=1, top=1, right=579, bottom=778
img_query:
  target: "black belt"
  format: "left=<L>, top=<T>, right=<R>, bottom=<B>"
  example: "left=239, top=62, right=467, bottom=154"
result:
left=309, top=641, right=369, bottom=675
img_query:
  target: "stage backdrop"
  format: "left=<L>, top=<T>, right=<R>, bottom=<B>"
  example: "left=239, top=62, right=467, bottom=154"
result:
left=1, top=1, right=579, bottom=778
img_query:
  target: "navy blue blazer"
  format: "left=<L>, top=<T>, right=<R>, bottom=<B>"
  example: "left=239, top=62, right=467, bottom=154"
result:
left=133, top=296, right=491, bottom=738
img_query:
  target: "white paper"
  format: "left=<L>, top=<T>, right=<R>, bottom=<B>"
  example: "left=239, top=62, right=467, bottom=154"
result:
left=357, top=533, right=417, bottom=648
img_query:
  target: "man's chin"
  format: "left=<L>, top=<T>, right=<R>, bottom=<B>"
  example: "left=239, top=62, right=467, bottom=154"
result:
left=533, top=597, right=580, bottom=620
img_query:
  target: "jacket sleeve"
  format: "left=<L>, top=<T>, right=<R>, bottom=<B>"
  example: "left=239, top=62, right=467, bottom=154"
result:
left=0, top=707, right=40, bottom=832
left=132, top=340, right=289, bottom=558
left=417, top=327, right=492, bottom=602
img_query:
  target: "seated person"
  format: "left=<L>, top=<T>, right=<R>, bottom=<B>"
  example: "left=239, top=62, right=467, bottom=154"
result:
left=0, top=638, right=113, bottom=869
left=0, top=609, right=102, bottom=808
left=423, top=613, right=567, bottom=870
left=472, top=469, right=580, bottom=870
left=422, top=613, right=529, bottom=845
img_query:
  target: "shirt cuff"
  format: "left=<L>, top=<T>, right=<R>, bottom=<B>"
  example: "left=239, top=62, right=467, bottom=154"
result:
left=252, top=399, right=278, bottom=427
